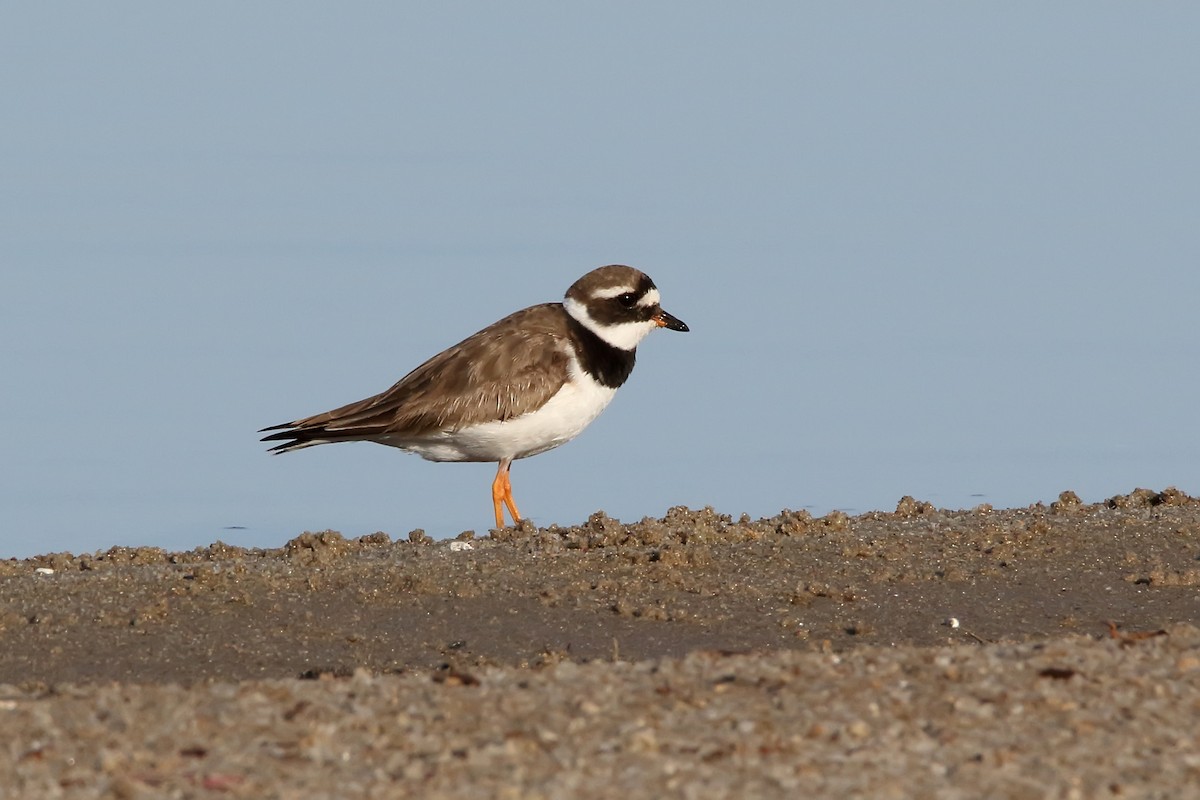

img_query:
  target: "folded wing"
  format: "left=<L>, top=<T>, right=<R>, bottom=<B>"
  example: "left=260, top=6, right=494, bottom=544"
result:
left=260, top=304, right=571, bottom=452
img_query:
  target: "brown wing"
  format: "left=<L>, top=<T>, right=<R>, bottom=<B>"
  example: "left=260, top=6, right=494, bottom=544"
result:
left=261, top=303, right=571, bottom=449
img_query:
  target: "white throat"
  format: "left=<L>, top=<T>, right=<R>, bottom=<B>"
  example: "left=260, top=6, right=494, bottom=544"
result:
left=564, top=296, right=658, bottom=351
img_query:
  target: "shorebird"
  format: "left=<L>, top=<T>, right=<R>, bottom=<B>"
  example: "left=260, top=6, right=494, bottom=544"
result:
left=261, top=265, right=689, bottom=528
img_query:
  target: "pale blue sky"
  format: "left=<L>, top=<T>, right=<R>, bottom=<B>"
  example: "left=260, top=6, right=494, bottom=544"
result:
left=3, top=4, right=1197, bottom=558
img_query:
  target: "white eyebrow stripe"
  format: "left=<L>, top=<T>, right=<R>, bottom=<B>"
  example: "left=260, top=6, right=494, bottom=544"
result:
left=637, top=287, right=661, bottom=307
left=591, top=284, right=639, bottom=299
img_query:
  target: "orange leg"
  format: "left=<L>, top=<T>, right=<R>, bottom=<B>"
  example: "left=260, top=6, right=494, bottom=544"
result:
left=491, top=458, right=522, bottom=528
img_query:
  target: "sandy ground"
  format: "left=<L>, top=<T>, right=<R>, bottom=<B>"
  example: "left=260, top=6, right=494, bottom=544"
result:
left=2, top=487, right=1199, bottom=798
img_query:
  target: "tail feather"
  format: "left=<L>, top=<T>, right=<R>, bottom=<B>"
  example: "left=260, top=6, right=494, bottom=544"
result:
left=260, top=421, right=388, bottom=454
left=260, top=424, right=319, bottom=454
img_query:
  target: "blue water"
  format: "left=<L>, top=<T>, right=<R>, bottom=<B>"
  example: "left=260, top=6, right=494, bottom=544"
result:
left=2, top=5, right=1197, bottom=558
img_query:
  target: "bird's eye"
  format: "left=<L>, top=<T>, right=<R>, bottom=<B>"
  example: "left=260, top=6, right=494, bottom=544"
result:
left=616, top=293, right=637, bottom=308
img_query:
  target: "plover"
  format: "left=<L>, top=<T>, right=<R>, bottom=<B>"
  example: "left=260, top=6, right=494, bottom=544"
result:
left=261, top=265, right=689, bottom=529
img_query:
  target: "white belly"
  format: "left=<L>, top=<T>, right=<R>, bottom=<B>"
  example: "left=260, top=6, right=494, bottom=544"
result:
left=388, top=363, right=617, bottom=463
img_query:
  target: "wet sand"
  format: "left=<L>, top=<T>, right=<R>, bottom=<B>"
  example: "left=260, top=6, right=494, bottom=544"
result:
left=2, top=487, right=1199, bottom=797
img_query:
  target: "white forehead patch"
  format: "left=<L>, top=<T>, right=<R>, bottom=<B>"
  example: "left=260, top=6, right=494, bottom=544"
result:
left=637, top=287, right=661, bottom=308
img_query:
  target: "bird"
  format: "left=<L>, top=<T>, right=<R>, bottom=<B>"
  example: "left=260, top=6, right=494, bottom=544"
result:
left=260, top=264, right=689, bottom=529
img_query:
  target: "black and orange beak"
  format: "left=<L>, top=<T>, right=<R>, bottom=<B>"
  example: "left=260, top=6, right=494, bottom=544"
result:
left=653, top=309, right=689, bottom=332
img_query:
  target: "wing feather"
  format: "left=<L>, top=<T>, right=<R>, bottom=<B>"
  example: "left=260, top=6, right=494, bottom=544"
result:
left=261, top=304, right=571, bottom=449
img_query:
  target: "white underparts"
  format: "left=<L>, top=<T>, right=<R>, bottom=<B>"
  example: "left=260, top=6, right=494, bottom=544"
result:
left=383, top=353, right=617, bottom=463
